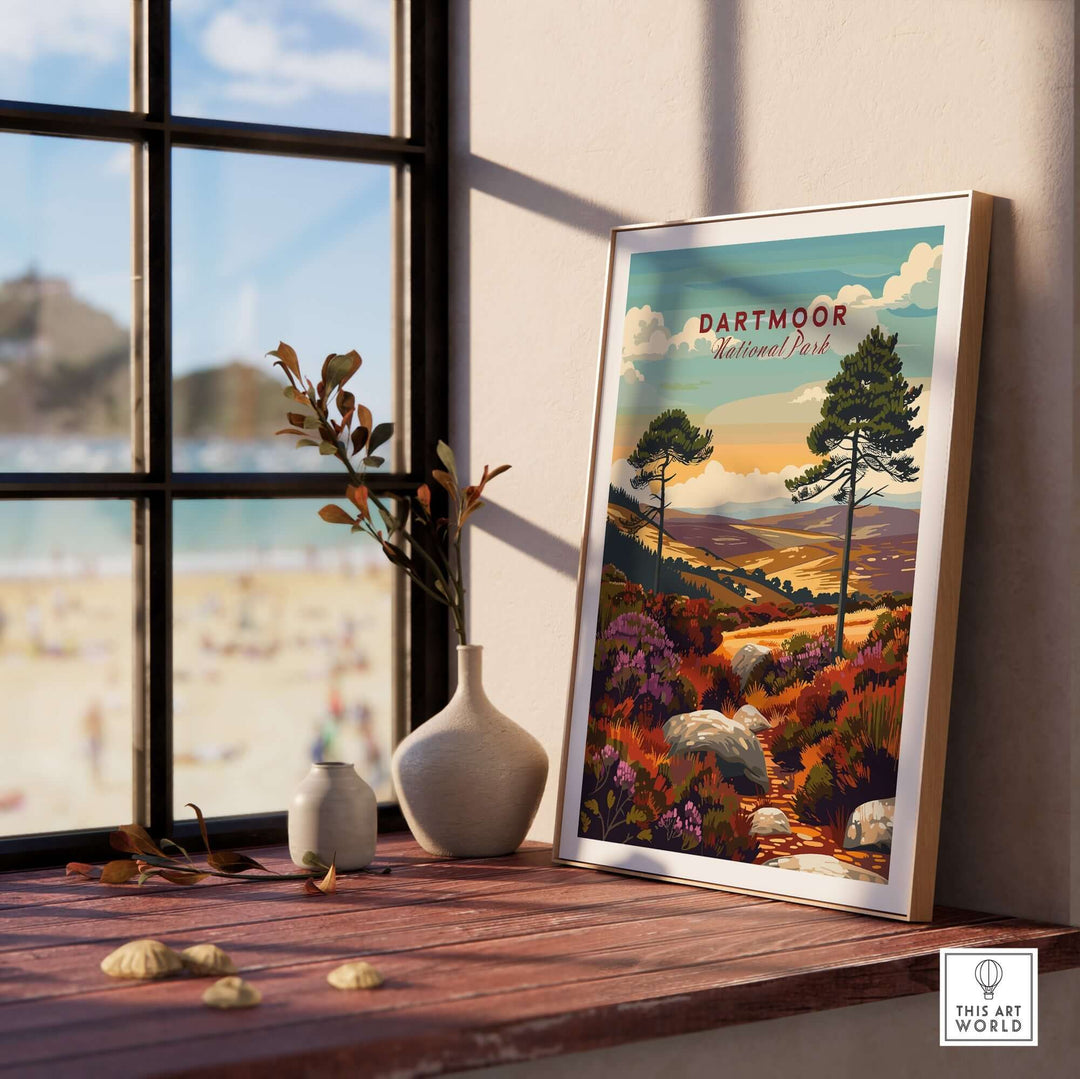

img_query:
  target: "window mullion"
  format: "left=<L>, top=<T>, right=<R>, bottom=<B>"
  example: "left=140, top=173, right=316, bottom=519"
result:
left=407, top=1, right=450, bottom=731
left=142, top=1, right=173, bottom=836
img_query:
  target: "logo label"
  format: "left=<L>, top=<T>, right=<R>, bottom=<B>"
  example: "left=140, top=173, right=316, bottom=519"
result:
left=939, top=948, right=1038, bottom=1046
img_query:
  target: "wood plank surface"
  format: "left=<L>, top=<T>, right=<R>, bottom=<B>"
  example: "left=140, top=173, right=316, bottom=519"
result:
left=0, top=835, right=1075, bottom=1078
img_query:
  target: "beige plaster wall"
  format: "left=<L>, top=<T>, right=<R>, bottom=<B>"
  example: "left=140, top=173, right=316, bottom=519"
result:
left=448, top=0, right=1075, bottom=929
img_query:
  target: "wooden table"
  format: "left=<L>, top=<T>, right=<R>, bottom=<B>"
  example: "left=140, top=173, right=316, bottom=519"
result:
left=1, top=834, right=1077, bottom=1077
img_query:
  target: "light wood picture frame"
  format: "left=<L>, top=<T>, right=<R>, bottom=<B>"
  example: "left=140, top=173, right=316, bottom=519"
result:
left=554, top=193, right=992, bottom=921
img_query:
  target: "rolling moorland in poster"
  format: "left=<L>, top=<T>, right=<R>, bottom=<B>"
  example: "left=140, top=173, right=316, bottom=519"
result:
left=578, top=226, right=944, bottom=884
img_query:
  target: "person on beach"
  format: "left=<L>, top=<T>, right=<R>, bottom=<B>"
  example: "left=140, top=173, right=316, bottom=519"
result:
left=83, top=700, right=104, bottom=784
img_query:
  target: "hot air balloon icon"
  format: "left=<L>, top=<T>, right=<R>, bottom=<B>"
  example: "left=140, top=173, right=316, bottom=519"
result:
left=974, top=958, right=1004, bottom=1000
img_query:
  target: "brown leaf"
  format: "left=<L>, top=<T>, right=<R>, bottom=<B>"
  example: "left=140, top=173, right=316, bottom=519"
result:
left=185, top=803, right=213, bottom=856
left=207, top=850, right=268, bottom=873
left=65, top=862, right=97, bottom=879
left=416, top=484, right=431, bottom=514
left=431, top=469, right=456, bottom=498
left=109, top=824, right=166, bottom=858
left=286, top=411, right=307, bottom=427
left=367, top=422, right=394, bottom=455
left=346, top=485, right=370, bottom=520
left=380, top=540, right=412, bottom=570
left=436, top=440, right=457, bottom=480
left=268, top=342, right=301, bottom=381
left=318, top=504, right=355, bottom=525
left=459, top=499, right=485, bottom=527
left=351, top=425, right=369, bottom=455
left=100, top=859, right=141, bottom=885
left=303, top=859, right=337, bottom=895
left=471, top=462, right=512, bottom=502
left=274, top=428, right=309, bottom=438
left=322, top=351, right=362, bottom=393
left=355, top=404, right=373, bottom=433
left=159, top=870, right=209, bottom=886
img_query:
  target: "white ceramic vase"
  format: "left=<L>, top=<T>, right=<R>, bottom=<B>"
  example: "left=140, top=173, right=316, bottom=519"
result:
left=392, top=645, right=548, bottom=858
left=287, top=762, right=377, bottom=870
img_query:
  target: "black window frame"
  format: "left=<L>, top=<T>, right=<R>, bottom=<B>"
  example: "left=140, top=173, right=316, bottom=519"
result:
left=0, top=2, right=448, bottom=870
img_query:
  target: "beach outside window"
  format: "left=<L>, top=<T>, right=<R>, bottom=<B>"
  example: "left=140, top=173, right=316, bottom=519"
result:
left=172, top=500, right=394, bottom=818
left=0, top=501, right=134, bottom=835
left=0, top=1, right=446, bottom=863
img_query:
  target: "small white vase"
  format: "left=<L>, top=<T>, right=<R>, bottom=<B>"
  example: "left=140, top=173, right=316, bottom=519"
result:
left=392, top=645, right=548, bottom=857
left=288, top=762, right=377, bottom=870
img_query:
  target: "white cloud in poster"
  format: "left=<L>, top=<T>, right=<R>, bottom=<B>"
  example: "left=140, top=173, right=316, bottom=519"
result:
left=610, top=457, right=640, bottom=496
left=623, top=306, right=669, bottom=359
left=668, top=316, right=717, bottom=357
left=881, top=242, right=943, bottom=310
left=667, top=461, right=812, bottom=509
left=623, top=309, right=718, bottom=380
left=809, top=286, right=881, bottom=358
left=812, top=241, right=943, bottom=358
left=790, top=384, right=826, bottom=405
left=840, top=242, right=943, bottom=313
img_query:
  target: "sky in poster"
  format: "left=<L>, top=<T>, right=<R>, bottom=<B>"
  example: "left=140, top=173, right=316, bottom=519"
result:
left=612, top=226, right=946, bottom=518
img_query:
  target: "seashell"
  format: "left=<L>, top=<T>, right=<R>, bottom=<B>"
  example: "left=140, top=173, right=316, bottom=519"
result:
left=180, top=944, right=237, bottom=977
left=327, top=960, right=384, bottom=990
left=202, top=976, right=261, bottom=1009
left=100, top=939, right=184, bottom=980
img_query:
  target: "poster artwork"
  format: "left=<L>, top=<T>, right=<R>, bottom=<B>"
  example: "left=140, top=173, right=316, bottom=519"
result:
left=578, top=227, right=945, bottom=886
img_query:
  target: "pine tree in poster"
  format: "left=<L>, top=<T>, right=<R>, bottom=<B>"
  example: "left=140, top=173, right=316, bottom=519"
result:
left=628, top=409, right=713, bottom=592
left=786, top=327, right=923, bottom=655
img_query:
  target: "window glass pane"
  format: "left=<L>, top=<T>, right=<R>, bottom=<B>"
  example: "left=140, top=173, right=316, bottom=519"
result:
left=0, top=1, right=131, bottom=110
left=0, top=500, right=133, bottom=837
left=171, top=1, right=393, bottom=134
left=172, top=499, right=395, bottom=819
left=171, top=149, right=393, bottom=473
left=0, top=134, right=133, bottom=472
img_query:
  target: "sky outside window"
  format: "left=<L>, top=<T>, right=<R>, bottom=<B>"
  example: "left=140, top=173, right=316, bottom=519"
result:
left=0, top=2, right=394, bottom=474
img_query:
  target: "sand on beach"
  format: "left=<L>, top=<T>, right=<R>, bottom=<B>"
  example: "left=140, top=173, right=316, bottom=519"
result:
left=0, top=561, right=396, bottom=840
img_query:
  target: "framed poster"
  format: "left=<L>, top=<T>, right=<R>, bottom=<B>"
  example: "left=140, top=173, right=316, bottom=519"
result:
left=554, top=192, right=992, bottom=921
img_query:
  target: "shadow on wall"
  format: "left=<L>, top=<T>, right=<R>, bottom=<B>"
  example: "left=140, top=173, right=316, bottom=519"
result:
left=472, top=502, right=579, bottom=580
left=450, top=0, right=739, bottom=578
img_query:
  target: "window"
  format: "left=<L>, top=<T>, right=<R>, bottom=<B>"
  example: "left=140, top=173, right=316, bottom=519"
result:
left=0, top=2, right=448, bottom=868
